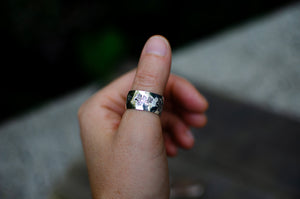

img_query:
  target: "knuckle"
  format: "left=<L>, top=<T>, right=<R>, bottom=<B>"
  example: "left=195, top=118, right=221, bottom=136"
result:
left=134, top=70, right=159, bottom=89
left=77, top=100, right=90, bottom=122
left=77, top=103, right=87, bottom=122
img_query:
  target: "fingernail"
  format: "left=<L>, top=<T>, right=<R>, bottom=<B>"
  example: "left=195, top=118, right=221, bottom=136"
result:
left=185, top=130, right=194, bottom=141
left=145, top=36, right=168, bottom=56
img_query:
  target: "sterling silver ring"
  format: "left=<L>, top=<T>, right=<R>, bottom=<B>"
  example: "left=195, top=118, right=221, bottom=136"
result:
left=126, top=90, right=164, bottom=115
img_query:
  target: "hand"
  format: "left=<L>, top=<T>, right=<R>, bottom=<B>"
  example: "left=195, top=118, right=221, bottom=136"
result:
left=78, top=35, right=208, bottom=199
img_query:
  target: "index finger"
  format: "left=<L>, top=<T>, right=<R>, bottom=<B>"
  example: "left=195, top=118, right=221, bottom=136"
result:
left=164, top=74, right=209, bottom=113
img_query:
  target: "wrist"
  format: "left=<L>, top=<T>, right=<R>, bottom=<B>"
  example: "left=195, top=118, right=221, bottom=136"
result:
left=95, top=186, right=170, bottom=199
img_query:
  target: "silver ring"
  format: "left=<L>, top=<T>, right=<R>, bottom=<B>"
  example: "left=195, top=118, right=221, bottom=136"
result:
left=126, top=90, right=164, bottom=115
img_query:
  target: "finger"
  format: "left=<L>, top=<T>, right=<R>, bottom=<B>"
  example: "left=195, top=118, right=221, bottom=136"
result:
left=78, top=70, right=136, bottom=136
left=98, top=70, right=136, bottom=115
left=163, top=133, right=178, bottom=157
left=113, top=35, right=172, bottom=195
left=161, top=111, right=194, bottom=149
left=131, top=35, right=171, bottom=95
left=117, top=35, right=172, bottom=156
left=165, top=75, right=208, bottom=113
left=180, top=112, right=207, bottom=128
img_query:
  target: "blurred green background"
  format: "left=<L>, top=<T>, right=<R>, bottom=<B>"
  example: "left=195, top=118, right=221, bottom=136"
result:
left=1, top=0, right=296, bottom=123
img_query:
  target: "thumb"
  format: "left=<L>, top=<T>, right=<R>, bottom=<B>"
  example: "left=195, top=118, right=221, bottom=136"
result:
left=132, top=35, right=172, bottom=95
left=117, top=35, right=171, bottom=155
left=113, top=35, right=172, bottom=198
left=117, top=35, right=171, bottom=148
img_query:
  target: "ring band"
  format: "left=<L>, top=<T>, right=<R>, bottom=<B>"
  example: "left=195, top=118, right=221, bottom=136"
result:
left=126, top=90, right=164, bottom=115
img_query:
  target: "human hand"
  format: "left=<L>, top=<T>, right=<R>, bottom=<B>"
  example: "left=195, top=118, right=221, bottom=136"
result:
left=78, top=35, right=208, bottom=199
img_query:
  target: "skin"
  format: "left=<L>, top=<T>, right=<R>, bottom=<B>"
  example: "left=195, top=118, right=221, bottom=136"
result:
left=78, top=35, right=208, bottom=199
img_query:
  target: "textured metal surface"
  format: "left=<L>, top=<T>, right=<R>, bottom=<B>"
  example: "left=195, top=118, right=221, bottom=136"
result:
left=126, top=90, right=164, bottom=115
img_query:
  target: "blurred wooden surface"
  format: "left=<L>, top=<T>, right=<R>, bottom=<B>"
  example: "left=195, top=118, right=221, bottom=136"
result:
left=169, top=90, right=300, bottom=199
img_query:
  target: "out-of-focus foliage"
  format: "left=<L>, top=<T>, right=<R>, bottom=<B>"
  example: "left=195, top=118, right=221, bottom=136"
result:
left=78, top=29, right=126, bottom=78
left=1, top=0, right=296, bottom=122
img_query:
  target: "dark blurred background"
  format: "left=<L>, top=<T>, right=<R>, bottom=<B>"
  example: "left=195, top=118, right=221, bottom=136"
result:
left=1, top=0, right=297, bottom=123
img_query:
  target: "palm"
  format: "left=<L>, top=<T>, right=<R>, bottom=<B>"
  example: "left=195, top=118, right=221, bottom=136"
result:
left=92, top=70, right=208, bottom=157
left=79, top=36, right=209, bottom=198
